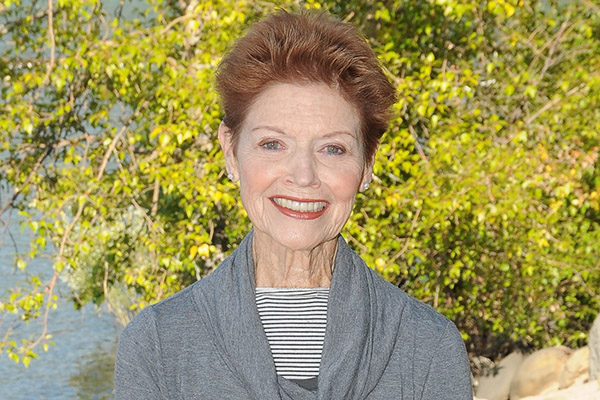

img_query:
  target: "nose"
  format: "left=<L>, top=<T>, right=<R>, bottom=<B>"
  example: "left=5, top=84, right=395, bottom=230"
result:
left=285, top=148, right=321, bottom=188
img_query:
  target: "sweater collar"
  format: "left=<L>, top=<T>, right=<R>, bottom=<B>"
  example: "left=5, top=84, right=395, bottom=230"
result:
left=193, top=230, right=405, bottom=400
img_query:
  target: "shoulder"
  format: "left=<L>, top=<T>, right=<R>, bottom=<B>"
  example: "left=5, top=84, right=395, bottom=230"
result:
left=121, top=237, right=246, bottom=342
left=118, top=286, right=192, bottom=351
left=362, top=270, right=471, bottom=395
left=360, top=259, right=462, bottom=346
left=340, top=236, right=455, bottom=335
left=399, top=287, right=458, bottom=338
left=132, top=282, right=216, bottom=334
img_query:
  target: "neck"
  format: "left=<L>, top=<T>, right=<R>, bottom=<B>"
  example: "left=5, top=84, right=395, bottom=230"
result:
left=252, top=231, right=337, bottom=288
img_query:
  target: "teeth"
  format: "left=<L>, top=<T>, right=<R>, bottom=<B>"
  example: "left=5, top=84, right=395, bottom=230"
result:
left=273, top=198, right=327, bottom=213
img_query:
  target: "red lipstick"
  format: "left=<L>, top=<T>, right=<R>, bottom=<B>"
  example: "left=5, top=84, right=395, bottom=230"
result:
left=269, top=196, right=329, bottom=220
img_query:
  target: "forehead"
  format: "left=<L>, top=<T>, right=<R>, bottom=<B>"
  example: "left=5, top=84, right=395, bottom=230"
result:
left=242, top=83, right=361, bottom=138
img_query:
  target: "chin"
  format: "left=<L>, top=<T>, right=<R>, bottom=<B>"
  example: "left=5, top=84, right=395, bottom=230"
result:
left=276, top=234, right=321, bottom=252
left=263, top=228, right=333, bottom=252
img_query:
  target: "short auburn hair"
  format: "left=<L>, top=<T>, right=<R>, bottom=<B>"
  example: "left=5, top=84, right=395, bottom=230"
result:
left=215, top=10, right=396, bottom=160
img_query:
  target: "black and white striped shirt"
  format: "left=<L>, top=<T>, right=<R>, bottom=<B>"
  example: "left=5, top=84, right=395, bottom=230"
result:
left=255, top=287, right=329, bottom=380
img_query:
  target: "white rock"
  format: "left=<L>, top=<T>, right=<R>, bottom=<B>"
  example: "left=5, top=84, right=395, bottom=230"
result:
left=476, top=351, right=525, bottom=400
left=509, top=346, right=572, bottom=400
left=590, top=314, right=600, bottom=381
left=519, top=379, right=600, bottom=400
left=559, top=346, right=589, bottom=389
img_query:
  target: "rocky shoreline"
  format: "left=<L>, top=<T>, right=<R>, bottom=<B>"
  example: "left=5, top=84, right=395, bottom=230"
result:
left=473, top=314, right=600, bottom=400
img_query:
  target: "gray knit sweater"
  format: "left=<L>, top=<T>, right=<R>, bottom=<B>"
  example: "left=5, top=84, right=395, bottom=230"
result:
left=114, top=232, right=473, bottom=399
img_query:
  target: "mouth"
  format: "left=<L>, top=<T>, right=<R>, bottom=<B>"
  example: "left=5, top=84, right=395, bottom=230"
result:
left=269, top=197, right=329, bottom=219
left=272, top=197, right=327, bottom=212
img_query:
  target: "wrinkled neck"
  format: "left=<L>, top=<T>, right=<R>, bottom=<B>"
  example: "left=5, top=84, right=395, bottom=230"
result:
left=252, top=231, right=337, bottom=288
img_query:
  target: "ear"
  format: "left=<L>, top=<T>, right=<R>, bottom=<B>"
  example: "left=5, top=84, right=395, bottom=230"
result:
left=360, top=149, right=376, bottom=192
left=218, top=122, right=239, bottom=181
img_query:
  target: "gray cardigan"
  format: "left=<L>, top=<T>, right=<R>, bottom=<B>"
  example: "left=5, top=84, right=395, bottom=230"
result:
left=114, top=232, right=473, bottom=399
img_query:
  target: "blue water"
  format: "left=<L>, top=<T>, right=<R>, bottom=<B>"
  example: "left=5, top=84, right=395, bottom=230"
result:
left=0, top=214, right=119, bottom=400
left=0, top=0, right=150, bottom=396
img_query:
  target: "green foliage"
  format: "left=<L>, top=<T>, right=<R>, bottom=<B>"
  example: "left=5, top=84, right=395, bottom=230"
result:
left=1, top=0, right=598, bottom=365
left=341, top=0, right=600, bottom=356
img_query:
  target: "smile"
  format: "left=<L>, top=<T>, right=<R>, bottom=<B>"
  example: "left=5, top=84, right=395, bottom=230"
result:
left=272, top=197, right=327, bottom=213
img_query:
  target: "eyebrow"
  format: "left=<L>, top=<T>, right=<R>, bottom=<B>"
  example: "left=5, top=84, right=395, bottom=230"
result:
left=251, top=125, right=357, bottom=139
left=251, top=125, right=287, bottom=135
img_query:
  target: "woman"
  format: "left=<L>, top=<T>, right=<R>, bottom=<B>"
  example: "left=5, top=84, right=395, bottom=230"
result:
left=115, top=10, right=473, bottom=399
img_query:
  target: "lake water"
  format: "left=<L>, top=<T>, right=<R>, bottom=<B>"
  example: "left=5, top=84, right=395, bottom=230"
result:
left=0, top=1, right=162, bottom=398
left=0, top=214, right=119, bottom=400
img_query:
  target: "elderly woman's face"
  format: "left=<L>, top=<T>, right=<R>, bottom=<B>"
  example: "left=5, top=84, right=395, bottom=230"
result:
left=220, top=83, right=371, bottom=251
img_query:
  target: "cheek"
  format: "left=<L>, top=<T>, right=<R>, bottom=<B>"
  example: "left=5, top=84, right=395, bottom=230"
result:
left=237, top=159, right=275, bottom=211
left=328, top=169, right=363, bottom=205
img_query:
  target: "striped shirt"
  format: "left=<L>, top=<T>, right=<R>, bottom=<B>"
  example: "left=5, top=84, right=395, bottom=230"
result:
left=255, top=287, right=330, bottom=380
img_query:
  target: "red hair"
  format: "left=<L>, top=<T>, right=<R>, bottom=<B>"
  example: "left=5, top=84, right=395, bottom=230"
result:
left=215, top=10, right=396, bottom=160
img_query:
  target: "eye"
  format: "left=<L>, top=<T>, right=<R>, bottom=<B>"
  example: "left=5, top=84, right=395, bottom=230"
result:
left=260, top=140, right=282, bottom=151
left=324, top=145, right=345, bottom=155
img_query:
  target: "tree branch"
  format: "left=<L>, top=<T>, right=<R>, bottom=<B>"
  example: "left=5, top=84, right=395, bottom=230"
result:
left=159, top=12, right=197, bottom=35
left=525, top=83, right=584, bottom=125
left=579, top=0, right=600, bottom=14
left=41, top=0, right=55, bottom=87
left=0, top=148, right=51, bottom=218
left=389, top=206, right=422, bottom=264
left=96, top=125, right=127, bottom=180
left=97, top=101, right=148, bottom=180
left=151, top=177, right=159, bottom=217
left=26, top=195, right=86, bottom=352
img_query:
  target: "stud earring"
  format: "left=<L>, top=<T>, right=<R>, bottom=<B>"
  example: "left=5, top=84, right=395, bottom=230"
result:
left=227, top=173, right=234, bottom=181
left=362, top=182, right=370, bottom=190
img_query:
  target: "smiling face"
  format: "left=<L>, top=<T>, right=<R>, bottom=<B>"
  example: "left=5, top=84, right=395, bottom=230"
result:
left=219, top=83, right=372, bottom=252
